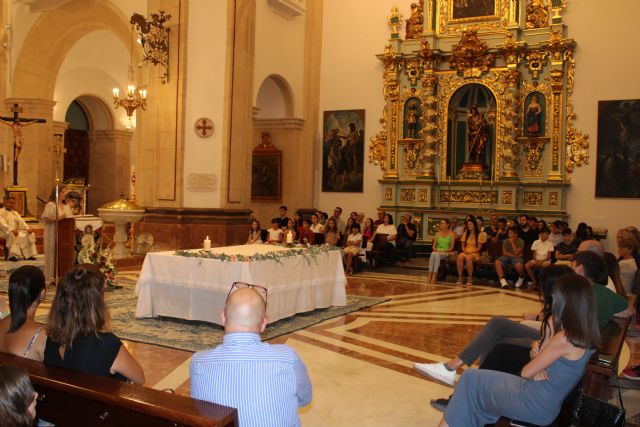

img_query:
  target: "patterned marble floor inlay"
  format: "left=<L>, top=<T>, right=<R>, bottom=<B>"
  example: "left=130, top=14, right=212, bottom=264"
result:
left=3, top=267, right=640, bottom=426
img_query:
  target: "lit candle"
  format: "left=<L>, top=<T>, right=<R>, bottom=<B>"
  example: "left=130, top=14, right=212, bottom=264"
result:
left=204, top=236, right=211, bottom=250
left=286, top=232, right=293, bottom=244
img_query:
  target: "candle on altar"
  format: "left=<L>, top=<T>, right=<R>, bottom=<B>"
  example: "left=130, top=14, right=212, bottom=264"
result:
left=129, top=164, right=136, bottom=199
left=286, top=232, right=293, bottom=244
left=204, top=236, right=211, bottom=250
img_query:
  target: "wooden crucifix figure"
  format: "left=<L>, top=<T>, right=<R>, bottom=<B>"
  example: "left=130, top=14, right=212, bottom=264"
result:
left=0, top=103, right=47, bottom=186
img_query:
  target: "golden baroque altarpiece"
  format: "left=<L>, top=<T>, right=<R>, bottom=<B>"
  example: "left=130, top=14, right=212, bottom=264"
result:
left=369, top=0, right=588, bottom=237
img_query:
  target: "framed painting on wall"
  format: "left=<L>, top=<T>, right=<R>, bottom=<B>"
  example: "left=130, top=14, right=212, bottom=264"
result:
left=322, top=109, right=365, bottom=193
left=595, top=99, right=640, bottom=198
left=451, top=0, right=497, bottom=21
left=251, top=132, right=282, bottom=201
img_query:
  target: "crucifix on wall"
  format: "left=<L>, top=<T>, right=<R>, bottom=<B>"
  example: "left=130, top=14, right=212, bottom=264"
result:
left=0, top=103, right=47, bottom=186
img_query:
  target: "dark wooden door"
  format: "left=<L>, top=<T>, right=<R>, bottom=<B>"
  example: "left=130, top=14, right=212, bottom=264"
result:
left=63, top=128, right=90, bottom=182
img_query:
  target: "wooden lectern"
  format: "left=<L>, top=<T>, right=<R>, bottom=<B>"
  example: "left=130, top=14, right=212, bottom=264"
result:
left=57, top=218, right=75, bottom=278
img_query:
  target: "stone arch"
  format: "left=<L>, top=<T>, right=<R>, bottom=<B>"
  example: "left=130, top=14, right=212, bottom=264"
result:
left=255, top=74, right=295, bottom=118
left=12, top=0, right=136, bottom=100
left=74, top=95, right=115, bottom=131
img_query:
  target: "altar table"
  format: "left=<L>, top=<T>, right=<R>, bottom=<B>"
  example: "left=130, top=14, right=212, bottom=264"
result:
left=135, top=244, right=347, bottom=325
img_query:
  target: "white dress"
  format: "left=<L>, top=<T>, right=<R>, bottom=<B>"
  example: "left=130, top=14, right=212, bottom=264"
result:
left=41, top=202, right=72, bottom=283
left=0, top=208, right=37, bottom=259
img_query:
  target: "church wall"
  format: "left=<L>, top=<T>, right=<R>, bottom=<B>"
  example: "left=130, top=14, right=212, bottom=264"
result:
left=182, top=0, right=227, bottom=208
left=53, top=30, right=131, bottom=130
left=564, top=0, right=640, bottom=252
left=317, top=0, right=640, bottom=250
left=253, top=0, right=305, bottom=118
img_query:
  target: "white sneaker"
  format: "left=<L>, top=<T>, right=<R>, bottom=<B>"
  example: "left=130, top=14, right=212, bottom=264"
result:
left=500, top=278, right=508, bottom=288
left=414, top=362, right=456, bottom=386
left=515, top=277, right=525, bottom=288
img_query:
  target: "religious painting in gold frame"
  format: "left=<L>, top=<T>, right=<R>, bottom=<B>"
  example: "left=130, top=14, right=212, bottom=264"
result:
left=450, top=0, right=498, bottom=21
left=438, top=0, right=512, bottom=34
left=251, top=132, right=282, bottom=201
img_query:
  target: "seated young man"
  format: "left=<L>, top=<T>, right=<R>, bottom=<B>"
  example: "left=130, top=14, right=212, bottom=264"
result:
left=554, top=227, right=578, bottom=265
left=525, top=226, right=554, bottom=287
left=495, top=226, right=526, bottom=288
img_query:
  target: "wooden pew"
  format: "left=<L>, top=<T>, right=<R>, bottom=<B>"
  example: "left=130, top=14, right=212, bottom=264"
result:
left=0, top=351, right=238, bottom=427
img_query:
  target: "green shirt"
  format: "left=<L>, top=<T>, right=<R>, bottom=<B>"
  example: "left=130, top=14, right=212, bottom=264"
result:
left=593, top=283, right=628, bottom=331
left=502, top=238, right=524, bottom=257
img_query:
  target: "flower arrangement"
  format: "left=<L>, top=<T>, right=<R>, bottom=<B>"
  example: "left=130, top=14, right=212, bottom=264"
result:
left=78, top=247, right=119, bottom=287
left=174, top=244, right=340, bottom=266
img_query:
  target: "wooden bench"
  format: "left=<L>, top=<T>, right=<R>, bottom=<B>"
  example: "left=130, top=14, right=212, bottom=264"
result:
left=494, top=316, right=631, bottom=427
left=0, top=351, right=238, bottom=427
left=366, top=234, right=394, bottom=268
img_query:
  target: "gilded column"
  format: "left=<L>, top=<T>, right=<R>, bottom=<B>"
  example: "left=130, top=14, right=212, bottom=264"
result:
left=548, top=68, right=563, bottom=181
left=499, top=71, right=520, bottom=179
left=419, top=75, right=438, bottom=178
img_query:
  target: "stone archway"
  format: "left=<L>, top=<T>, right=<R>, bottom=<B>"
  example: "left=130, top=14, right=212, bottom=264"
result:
left=9, top=0, right=136, bottom=214
left=255, top=74, right=295, bottom=118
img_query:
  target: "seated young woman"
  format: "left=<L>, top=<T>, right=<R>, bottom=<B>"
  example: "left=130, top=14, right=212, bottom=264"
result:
left=0, top=366, right=38, bottom=427
left=372, top=213, right=397, bottom=264
left=456, top=216, right=486, bottom=286
left=246, top=219, right=262, bottom=244
left=0, top=266, right=47, bottom=361
left=428, top=219, right=456, bottom=284
left=44, top=265, right=145, bottom=385
left=310, top=213, right=324, bottom=234
left=323, top=217, right=341, bottom=246
left=343, top=222, right=362, bottom=275
left=298, top=219, right=315, bottom=244
left=439, top=273, right=599, bottom=427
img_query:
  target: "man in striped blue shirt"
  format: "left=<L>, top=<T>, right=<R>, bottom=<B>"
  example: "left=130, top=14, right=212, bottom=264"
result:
left=190, top=284, right=312, bottom=427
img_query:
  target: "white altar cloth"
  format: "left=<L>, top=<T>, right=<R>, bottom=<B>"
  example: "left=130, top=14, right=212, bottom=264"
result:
left=135, top=244, right=347, bottom=325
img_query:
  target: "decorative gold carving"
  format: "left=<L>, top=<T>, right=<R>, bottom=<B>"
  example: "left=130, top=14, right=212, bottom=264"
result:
left=412, top=216, right=423, bottom=239
left=405, top=58, right=421, bottom=86
left=418, top=40, right=442, bottom=70
left=369, top=109, right=387, bottom=170
left=500, top=33, right=524, bottom=68
left=564, top=50, right=590, bottom=175
left=384, top=188, right=393, bottom=201
left=428, top=218, right=444, bottom=235
left=501, top=191, right=513, bottom=205
left=525, top=0, right=549, bottom=29
left=418, top=189, right=428, bottom=202
left=522, top=191, right=543, bottom=206
left=402, top=142, right=421, bottom=176
left=542, top=29, right=574, bottom=65
left=405, top=2, right=424, bottom=39
left=525, top=50, right=548, bottom=79
left=550, top=69, right=563, bottom=173
left=500, top=75, right=520, bottom=178
left=387, top=6, right=403, bottom=38
left=419, top=78, right=438, bottom=177
left=400, top=188, right=415, bottom=202
left=521, top=137, right=548, bottom=177
left=449, top=30, right=494, bottom=78
left=549, top=191, right=558, bottom=206
left=439, top=190, right=498, bottom=204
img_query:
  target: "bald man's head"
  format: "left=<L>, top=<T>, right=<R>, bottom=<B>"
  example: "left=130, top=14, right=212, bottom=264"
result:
left=577, top=239, right=604, bottom=256
left=222, top=288, right=267, bottom=333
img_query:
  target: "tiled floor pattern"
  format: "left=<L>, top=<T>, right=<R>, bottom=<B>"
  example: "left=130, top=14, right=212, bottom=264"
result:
left=2, top=268, right=639, bottom=426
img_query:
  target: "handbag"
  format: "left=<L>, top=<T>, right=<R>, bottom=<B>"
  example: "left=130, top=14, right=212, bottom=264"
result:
left=573, top=375, right=625, bottom=427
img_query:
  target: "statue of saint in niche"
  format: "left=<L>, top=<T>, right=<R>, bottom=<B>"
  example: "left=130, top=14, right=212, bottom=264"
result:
left=405, top=101, right=419, bottom=138
left=405, top=3, right=423, bottom=39
left=525, top=94, right=544, bottom=136
left=467, top=106, right=489, bottom=162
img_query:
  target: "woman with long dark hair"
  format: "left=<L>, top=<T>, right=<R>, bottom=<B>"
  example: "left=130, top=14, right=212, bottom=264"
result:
left=0, top=366, right=38, bottom=427
left=0, top=265, right=47, bottom=361
left=456, top=216, right=486, bottom=286
left=45, top=265, right=145, bottom=384
left=438, top=273, right=600, bottom=427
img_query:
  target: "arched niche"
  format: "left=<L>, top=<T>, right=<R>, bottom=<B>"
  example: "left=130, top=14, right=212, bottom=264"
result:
left=446, top=83, right=496, bottom=178
left=255, top=74, right=295, bottom=118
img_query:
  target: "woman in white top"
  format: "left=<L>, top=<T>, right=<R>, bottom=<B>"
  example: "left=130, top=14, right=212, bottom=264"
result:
left=246, top=220, right=263, bottom=244
left=618, top=238, right=638, bottom=294
left=372, top=214, right=397, bottom=264
left=343, top=223, right=363, bottom=275
left=310, top=213, right=324, bottom=233
left=41, top=188, right=74, bottom=285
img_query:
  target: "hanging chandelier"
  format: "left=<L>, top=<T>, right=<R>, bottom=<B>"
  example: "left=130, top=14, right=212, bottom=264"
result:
left=112, top=26, right=148, bottom=118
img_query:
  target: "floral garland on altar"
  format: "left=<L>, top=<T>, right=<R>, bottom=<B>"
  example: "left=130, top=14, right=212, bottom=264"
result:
left=174, top=244, right=340, bottom=265
left=78, top=247, right=119, bottom=287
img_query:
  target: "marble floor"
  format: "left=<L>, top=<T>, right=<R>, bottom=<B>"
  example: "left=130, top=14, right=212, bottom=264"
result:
left=4, top=266, right=640, bottom=426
